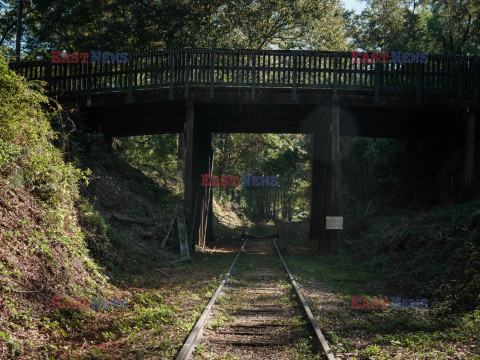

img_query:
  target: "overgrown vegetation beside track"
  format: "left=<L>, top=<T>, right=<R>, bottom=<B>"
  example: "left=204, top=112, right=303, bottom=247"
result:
left=283, top=250, right=480, bottom=359
left=49, top=254, right=237, bottom=359
left=277, top=199, right=480, bottom=359
left=0, top=50, right=110, bottom=357
left=346, top=196, right=480, bottom=313
left=0, top=52, right=239, bottom=359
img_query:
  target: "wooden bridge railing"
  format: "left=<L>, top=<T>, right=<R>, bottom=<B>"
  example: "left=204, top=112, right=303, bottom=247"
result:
left=8, top=48, right=480, bottom=105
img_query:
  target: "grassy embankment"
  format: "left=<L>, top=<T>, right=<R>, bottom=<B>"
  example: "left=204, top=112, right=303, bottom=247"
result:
left=276, top=200, right=480, bottom=359
left=0, top=53, right=240, bottom=359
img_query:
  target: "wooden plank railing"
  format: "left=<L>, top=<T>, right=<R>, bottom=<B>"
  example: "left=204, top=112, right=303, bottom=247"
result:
left=7, top=49, right=480, bottom=103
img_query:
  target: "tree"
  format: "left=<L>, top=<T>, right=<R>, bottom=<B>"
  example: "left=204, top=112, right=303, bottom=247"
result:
left=422, top=0, right=480, bottom=55
left=204, top=0, right=348, bottom=50
left=4, top=0, right=349, bottom=59
left=347, top=0, right=421, bottom=52
left=347, top=0, right=480, bottom=55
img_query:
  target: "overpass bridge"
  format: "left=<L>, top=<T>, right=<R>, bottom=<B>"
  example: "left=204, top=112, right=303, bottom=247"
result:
left=9, top=49, right=480, bottom=253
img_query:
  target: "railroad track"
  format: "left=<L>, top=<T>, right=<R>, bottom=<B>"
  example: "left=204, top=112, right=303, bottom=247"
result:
left=175, top=238, right=336, bottom=360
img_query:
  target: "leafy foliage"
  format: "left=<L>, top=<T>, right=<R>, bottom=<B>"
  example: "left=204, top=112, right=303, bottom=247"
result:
left=346, top=0, right=480, bottom=55
left=2, top=0, right=348, bottom=60
left=347, top=196, right=480, bottom=311
left=117, top=134, right=178, bottom=177
left=0, top=52, right=88, bottom=224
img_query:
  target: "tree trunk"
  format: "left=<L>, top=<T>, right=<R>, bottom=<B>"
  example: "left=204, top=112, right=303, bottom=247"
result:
left=15, top=0, right=23, bottom=61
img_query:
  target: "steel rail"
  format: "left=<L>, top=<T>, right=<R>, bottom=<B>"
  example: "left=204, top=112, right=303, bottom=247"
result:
left=176, top=238, right=336, bottom=360
left=272, top=239, right=337, bottom=360
left=175, top=239, right=248, bottom=360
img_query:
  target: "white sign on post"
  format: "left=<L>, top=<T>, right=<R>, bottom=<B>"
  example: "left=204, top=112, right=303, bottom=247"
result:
left=326, top=216, right=343, bottom=230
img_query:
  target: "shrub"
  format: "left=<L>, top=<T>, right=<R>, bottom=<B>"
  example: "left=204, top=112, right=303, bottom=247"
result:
left=0, top=51, right=89, bottom=227
left=107, top=227, right=125, bottom=247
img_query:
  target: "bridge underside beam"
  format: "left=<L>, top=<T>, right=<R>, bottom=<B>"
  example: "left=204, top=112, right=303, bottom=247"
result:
left=206, top=103, right=425, bottom=138
left=83, top=98, right=463, bottom=141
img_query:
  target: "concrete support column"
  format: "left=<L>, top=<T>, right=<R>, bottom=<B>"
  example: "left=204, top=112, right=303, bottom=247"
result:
left=310, top=109, right=331, bottom=254
left=310, top=104, right=342, bottom=254
left=206, top=186, right=214, bottom=244
left=184, top=101, right=213, bottom=252
left=184, top=101, right=197, bottom=225
left=310, top=128, right=327, bottom=253
left=198, top=130, right=213, bottom=249
left=329, top=102, right=342, bottom=254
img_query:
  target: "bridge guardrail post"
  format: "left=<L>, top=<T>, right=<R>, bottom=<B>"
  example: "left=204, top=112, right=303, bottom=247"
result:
left=251, top=52, right=256, bottom=101
left=210, top=49, right=215, bottom=100
left=185, top=48, right=190, bottom=99
left=416, top=62, right=423, bottom=105
left=292, top=52, right=297, bottom=102
left=87, top=61, right=92, bottom=107
left=333, top=55, right=338, bottom=102
left=374, top=61, right=380, bottom=104
left=169, top=50, right=175, bottom=100
left=46, top=61, right=52, bottom=95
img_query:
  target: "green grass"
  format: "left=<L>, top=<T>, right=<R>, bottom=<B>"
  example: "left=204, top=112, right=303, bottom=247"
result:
left=281, top=247, right=480, bottom=359
left=33, top=252, right=237, bottom=359
left=271, top=198, right=480, bottom=358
